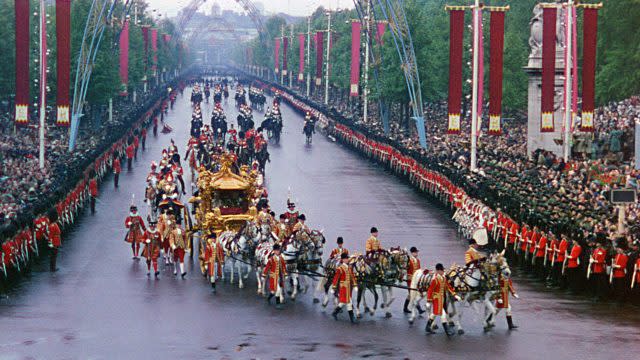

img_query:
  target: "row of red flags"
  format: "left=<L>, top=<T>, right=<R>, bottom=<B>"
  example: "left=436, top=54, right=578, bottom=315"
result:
left=447, top=6, right=600, bottom=136
left=271, top=22, right=387, bottom=90
left=14, top=0, right=170, bottom=127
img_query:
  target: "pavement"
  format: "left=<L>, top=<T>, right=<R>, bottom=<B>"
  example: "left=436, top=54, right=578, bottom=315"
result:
left=1, top=85, right=639, bottom=359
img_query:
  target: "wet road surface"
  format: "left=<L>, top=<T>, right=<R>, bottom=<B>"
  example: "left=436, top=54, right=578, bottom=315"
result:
left=1, top=87, right=639, bottom=359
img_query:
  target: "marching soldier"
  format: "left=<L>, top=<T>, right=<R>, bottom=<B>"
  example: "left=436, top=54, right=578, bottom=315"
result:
left=168, top=219, right=188, bottom=278
left=142, top=221, right=162, bottom=277
left=495, top=268, right=519, bottom=330
left=124, top=205, right=146, bottom=259
left=264, top=244, right=287, bottom=308
left=331, top=253, right=357, bottom=323
left=204, top=232, right=225, bottom=292
left=426, top=263, right=459, bottom=336
left=365, top=227, right=381, bottom=257
left=404, top=247, right=424, bottom=314
left=329, top=237, right=349, bottom=259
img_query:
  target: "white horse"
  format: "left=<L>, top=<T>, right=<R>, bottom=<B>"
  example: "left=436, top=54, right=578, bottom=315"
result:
left=406, top=269, right=434, bottom=325
left=445, top=251, right=508, bottom=334
left=219, top=222, right=259, bottom=289
left=254, top=235, right=277, bottom=295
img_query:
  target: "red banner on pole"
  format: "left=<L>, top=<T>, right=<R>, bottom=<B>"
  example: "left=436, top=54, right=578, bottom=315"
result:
left=350, top=21, right=362, bottom=97
left=282, top=37, right=289, bottom=76
left=488, top=10, right=505, bottom=135
left=375, top=22, right=386, bottom=45
left=39, top=0, right=48, bottom=128
left=474, top=8, right=484, bottom=134
left=298, top=34, right=305, bottom=82
left=274, top=38, right=280, bottom=74
left=581, top=7, right=599, bottom=132
left=315, top=31, right=324, bottom=86
left=142, top=26, right=149, bottom=54
left=151, top=28, right=158, bottom=74
left=15, top=0, right=30, bottom=126
left=447, top=10, right=465, bottom=135
left=56, top=0, right=71, bottom=126
left=541, top=7, right=557, bottom=133
left=119, top=20, right=130, bottom=96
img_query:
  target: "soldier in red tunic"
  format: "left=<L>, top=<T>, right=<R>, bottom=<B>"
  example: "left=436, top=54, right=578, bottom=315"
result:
left=331, top=253, right=357, bottom=323
left=142, top=221, right=162, bottom=277
left=204, top=233, right=225, bottom=292
left=125, top=205, right=146, bottom=259
left=112, top=155, right=121, bottom=188
left=263, top=244, right=287, bottom=308
left=126, top=143, right=135, bottom=171
left=89, top=172, right=98, bottom=215
left=589, top=241, right=608, bottom=299
left=426, top=263, right=458, bottom=336
left=611, top=243, right=629, bottom=301
left=495, top=268, right=519, bottom=330
left=47, top=210, right=62, bottom=272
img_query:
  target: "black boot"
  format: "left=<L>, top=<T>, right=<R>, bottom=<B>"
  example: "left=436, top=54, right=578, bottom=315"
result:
left=275, top=297, right=283, bottom=310
left=332, top=307, right=340, bottom=320
left=267, top=293, right=274, bottom=304
left=348, top=310, right=356, bottom=324
left=507, top=316, right=518, bottom=330
left=417, top=304, right=426, bottom=315
left=425, top=319, right=435, bottom=334
left=403, top=299, right=411, bottom=314
left=443, top=322, right=453, bottom=337
left=211, top=282, right=216, bottom=293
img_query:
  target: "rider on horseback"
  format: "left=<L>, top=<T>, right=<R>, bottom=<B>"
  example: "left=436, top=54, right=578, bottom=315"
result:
left=365, top=227, right=383, bottom=259
left=465, top=239, right=485, bottom=266
left=329, top=237, right=349, bottom=259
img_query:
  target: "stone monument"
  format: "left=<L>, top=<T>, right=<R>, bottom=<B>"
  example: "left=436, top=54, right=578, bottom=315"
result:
left=524, top=3, right=568, bottom=158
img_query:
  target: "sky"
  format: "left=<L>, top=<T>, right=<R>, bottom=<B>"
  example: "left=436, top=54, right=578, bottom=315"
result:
left=145, top=0, right=353, bottom=18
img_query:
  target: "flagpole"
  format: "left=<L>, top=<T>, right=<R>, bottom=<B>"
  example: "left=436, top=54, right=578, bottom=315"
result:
left=306, top=16, right=311, bottom=97
left=280, top=26, right=284, bottom=85
left=363, top=0, right=371, bottom=123
left=563, top=1, right=574, bottom=161
left=470, top=0, right=480, bottom=171
left=325, top=10, right=331, bottom=105
left=38, top=0, right=46, bottom=170
left=289, top=24, right=294, bottom=88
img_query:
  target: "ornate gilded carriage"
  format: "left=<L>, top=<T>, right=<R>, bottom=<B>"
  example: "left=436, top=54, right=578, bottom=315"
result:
left=190, top=153, right=258, bottom=236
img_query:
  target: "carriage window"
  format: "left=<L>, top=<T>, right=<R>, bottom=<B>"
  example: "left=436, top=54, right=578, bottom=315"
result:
left=212, top=190, right=249, bottom=211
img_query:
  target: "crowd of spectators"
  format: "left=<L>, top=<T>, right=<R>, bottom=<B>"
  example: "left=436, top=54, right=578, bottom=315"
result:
left=255, top=71, right=640, bottom=273
left=0, top=79, right=185, bottom=229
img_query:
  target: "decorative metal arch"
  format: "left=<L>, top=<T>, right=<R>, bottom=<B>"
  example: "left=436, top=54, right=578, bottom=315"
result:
left=176, top=0, right=265, bottom=39
left=374, top=0, right=427, bottom=149
left=69, top=0, right=118, bottom=151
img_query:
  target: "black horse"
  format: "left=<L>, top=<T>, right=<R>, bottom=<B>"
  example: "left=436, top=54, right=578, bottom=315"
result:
left=303, top=121, right=315, bottom=144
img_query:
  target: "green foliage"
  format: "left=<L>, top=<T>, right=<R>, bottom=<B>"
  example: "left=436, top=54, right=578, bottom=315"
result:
left=0, top=0, right=183, bottom=107
left=247, top=0, right=640, bottom=111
